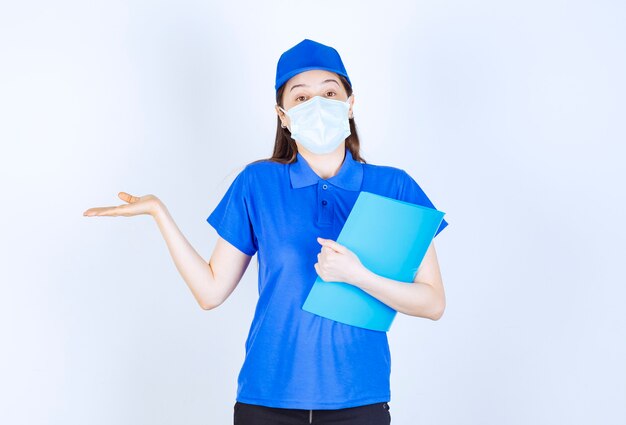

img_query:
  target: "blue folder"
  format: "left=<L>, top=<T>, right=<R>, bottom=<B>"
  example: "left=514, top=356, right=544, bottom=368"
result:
left=301, top=191, right=446, bottom=332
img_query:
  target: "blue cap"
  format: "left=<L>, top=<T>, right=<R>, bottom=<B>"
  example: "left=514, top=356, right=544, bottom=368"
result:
left=275, top=39, right=352, bottom=92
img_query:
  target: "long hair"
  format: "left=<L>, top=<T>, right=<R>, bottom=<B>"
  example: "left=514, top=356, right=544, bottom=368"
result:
left=249, top=74, right=367, bottom=165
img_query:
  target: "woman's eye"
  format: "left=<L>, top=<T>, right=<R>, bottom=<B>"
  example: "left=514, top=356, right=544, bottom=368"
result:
left=295, top=92, right=335, bottom=101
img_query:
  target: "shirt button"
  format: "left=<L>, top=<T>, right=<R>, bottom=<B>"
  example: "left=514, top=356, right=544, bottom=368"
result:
left=322, top=200, right=328, bottom=205
left=322, top=184, right=328, bottom=190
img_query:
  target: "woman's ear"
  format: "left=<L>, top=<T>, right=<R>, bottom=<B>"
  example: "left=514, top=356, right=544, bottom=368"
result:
left=348, top=93, right=355, bottom=119
left=275, top=105, right=288, bottom=128
left=275, top=104, right=284, bottom=119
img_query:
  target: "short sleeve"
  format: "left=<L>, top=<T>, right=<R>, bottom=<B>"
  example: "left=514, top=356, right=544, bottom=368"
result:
left=207, top=168, right=258, bottom=256
left=397, top=170, right=449, bottom=237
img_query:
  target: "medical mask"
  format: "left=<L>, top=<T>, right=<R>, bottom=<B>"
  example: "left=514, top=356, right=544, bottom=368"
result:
left=279, top=95, right=352, bottom=154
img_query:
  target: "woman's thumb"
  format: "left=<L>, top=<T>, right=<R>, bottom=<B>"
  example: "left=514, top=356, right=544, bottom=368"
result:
left=118, top=192, right=139, bottom=203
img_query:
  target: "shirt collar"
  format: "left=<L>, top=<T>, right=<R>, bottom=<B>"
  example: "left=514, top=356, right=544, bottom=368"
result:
left=289, top=147, right=363, bottom=191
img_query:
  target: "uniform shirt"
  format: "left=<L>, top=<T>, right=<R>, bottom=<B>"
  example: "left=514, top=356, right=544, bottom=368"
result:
left=207, top=146, right=448, bottom=410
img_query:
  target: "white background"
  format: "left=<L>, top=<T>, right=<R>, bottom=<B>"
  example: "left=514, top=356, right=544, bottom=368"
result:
left=1, top=1, right=624, bottom=424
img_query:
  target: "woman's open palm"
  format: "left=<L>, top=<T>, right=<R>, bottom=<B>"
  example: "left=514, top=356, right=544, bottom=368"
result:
left=83, top=192, right=161, bottom=217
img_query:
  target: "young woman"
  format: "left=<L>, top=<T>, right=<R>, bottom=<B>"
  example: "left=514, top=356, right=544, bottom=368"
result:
left=84, top=39, right=449, bottom=425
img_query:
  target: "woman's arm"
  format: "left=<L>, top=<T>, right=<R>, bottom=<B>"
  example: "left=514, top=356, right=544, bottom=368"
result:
left=352, top=242, right=445, bottom=320
left=315, top=237, right=445, bottom=320
left=84, top=193, right=251, bottom=310
left=153, top=203, right=253, bottom=310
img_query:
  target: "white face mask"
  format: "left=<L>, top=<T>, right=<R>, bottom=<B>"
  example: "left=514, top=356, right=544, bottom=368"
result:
left=279, top=95, right=352, bottom=154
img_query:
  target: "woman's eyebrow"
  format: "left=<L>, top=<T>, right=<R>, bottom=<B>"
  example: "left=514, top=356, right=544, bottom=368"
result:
left=289, top=79, right=340, bottom=92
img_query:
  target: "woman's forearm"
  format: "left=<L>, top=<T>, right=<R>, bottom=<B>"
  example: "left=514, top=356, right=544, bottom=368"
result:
left=152, top=202, right=216, bottom=309
left=352, top=268, right=445, bottom=320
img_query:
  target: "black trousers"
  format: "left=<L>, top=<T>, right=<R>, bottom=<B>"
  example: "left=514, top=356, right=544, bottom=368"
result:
left=233, top=401, right=391, bottom=425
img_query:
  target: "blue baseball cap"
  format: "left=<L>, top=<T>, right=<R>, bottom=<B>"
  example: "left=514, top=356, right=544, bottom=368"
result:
left=275, top=39, right=352, bottom=92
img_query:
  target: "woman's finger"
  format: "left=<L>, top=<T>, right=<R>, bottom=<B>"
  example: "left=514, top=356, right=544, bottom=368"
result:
left=118, top=192, right=141, bottom=204
left=83, top=206, right=120, bottom=216
left=84, top=203, right=134, bottom=216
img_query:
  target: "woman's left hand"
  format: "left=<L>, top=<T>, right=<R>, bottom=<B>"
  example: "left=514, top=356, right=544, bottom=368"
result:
left=314, top=237, right=368, bottom=286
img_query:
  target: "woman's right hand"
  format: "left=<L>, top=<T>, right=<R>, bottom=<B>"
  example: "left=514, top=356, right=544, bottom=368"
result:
left=83, top=192, right=163, bottom=218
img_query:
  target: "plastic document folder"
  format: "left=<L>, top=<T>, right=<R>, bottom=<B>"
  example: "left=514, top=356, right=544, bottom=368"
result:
left=302, top=191, right=446, bottom=332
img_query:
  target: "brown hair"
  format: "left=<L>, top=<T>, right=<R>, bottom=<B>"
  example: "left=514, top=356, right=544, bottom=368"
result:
left=248, top=74, right=367, bottom=166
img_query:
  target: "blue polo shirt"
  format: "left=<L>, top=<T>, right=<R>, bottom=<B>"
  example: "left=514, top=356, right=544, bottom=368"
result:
left=207, top=147, right=448, bottom=410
